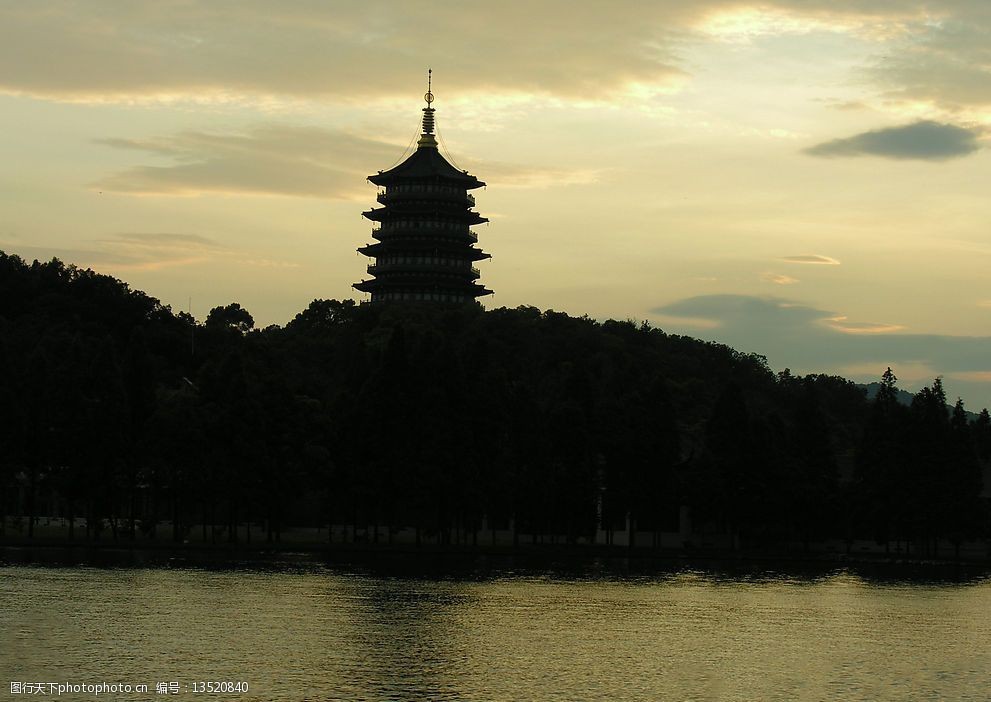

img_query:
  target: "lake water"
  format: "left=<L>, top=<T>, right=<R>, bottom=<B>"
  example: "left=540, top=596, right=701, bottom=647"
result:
left=2, top=554, right=990, bottom=701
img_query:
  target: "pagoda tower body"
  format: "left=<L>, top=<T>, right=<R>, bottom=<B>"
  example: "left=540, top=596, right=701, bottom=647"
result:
left=353, top=77, right=492, bottom=303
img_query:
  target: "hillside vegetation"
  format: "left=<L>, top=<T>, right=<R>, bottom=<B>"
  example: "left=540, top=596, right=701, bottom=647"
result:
left=1, top=252, right=987, bottom=553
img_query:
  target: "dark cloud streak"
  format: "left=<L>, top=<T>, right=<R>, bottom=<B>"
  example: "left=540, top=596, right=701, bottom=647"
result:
left=804, top=120, right=983, bottom=161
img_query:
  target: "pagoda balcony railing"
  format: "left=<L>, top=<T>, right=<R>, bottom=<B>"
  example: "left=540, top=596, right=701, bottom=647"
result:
left=368, top=261, right=479, bottom=276
left=380, top=221, right=466, bottom=232
left=370, top=228, right=478, bottom=245
left=377, top=191, right=476, bottom=207
left=375, top=224, right=477, bottom=239
left=378, top=184, right=470, bottom=196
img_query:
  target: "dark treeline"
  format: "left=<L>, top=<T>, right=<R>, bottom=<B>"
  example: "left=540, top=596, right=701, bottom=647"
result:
left=1, top=253, right=988, bottom=553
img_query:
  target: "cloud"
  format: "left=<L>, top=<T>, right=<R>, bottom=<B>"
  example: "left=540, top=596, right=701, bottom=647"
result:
left=2, top=1, right=977, bottom=105
left=867, top=13, right=991, bottom=111
left=0, top=1, right=689, bottom=103
left=651, top=293, right=991, bottom=406
left=782, top=255, right=841, bottom=265
left=95, top=124, right=592, bottom=197
left=0, top=241, right=205, bottom=272
left=654, top=295, right=828, bottom=337
left=702, top=3, right=991, bottom=114
left=828, top=100, right=870, bottom=111
left=762, top=273, right=799, bottom=285
left=696, top=4, right=917, bottom=42
left=96, top=232, right=224, bottom=270
left=823, top=316, right=906, bottom=334
left=472, top=161, right=600, bottom=189
left=949, top=371, right=991, bottom=383
left=0, top=243, right=144, bottom=269
left=804, top=120, right=984, bottom=161
left=95, top=126, right=398, bottom=198
left=0, top=0, right=987, bottom=120
left=2, top=231, right=300, bottom=273
left=110, top=232, right=221, bottom=247
left=0, top=0, right=987, bottom=138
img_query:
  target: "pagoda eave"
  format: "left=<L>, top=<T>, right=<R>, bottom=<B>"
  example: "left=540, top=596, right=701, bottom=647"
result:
left=369, top=174, right=486, bottom=190
left=358, top=243, right=490, bottom=260
left=368, top=168, right=485, bottom=190
left=353, top=279, right=491, bottom=298
left=362, top=208, right=488, bottom=226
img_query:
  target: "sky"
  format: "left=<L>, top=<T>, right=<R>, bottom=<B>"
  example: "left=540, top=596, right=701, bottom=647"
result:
left=2, top=1, right=990, bottom=407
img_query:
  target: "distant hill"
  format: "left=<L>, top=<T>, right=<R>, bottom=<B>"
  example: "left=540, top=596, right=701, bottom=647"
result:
left=859, top=382, right=984, bottom=420
left=860, top=382, right=917, bottom=407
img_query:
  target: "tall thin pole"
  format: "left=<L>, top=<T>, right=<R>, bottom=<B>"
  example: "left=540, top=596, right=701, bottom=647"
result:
left=189, top=296, right=195, bottom=357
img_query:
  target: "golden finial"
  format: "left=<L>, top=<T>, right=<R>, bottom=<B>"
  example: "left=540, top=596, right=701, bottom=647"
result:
left=418, top=68, right=437, bottom=148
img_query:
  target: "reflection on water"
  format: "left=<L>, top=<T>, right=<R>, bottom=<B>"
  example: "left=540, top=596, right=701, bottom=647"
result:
left=1, top=557, right=990, bottom=701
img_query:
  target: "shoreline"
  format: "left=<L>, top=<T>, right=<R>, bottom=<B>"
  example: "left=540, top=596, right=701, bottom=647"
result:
left=3, top=537, right=990, bottom=575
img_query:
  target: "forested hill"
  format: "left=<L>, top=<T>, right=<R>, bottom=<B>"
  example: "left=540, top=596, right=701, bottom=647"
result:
left=1, top=251, right=989, bottom=551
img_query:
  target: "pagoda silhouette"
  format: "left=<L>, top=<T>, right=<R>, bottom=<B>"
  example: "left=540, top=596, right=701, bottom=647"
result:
left=353, top=72, right=492, bottom=303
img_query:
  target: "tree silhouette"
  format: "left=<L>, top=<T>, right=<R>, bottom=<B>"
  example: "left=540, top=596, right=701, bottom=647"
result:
left=855, top=368, right=908, bottom=551
left=4, top=250, right=991, bottom=556
left=206, top=303, right=254, bottom=335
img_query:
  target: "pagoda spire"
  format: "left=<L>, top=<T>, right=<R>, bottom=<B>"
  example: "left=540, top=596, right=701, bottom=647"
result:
left=417, top=69, right=437, bottom=149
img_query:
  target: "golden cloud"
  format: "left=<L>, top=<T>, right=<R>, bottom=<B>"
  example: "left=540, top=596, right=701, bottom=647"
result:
left=949, top=371, right=991, bottom=382
left=781, top=254, right=841, bottom=265
left=823, top=315, right=906, bottom=334
left=762, top=272, right=800, bottom=285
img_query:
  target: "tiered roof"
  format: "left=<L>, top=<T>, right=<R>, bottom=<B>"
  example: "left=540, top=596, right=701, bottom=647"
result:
left=352, top=72, right=492, bottom=303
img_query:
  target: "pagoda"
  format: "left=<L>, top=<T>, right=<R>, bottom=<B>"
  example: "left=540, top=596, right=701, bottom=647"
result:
left=353, top=73, right=492, bottom=303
